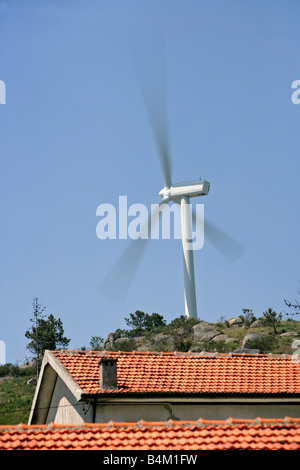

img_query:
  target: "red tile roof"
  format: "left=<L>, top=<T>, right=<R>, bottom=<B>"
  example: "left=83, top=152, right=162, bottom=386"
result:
left=50, top=350, right=300, bottom=396
left=1, top=418, right=300, bottom=450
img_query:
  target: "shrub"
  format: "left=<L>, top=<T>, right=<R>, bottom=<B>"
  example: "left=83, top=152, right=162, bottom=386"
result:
left=111, top=339, right=137, bottom=351
left=262, top=308, right=282, bottom=334
left=246, top=334, right=278, bottom=353
left=173, top=338, right=192, bottom=352
left=0, top=363, right=36, bottom=378
left=239, top=309, right=256, bottom=327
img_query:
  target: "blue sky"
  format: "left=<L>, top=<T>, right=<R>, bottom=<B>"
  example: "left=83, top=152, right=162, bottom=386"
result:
left=0, top=0, right=299, bottom=364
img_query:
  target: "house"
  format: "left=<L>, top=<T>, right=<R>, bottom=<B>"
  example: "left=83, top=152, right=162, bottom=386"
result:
left=28, top=349, right=300, bottom=425
left=1, top=417, right=300, bottom=450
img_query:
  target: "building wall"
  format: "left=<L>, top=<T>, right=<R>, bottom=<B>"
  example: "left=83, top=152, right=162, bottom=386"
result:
left=46, top=376, right=93, bottom=424
left=95, top=400, right=300, bottom=423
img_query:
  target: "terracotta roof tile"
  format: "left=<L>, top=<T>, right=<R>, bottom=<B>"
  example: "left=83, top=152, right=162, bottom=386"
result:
left=0, top=418, right=299, bottom=450
left=50, top=350, right=300, bottom=396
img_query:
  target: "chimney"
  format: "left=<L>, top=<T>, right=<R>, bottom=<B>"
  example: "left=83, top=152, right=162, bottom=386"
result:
left=99, top=357, right=118, bottom=390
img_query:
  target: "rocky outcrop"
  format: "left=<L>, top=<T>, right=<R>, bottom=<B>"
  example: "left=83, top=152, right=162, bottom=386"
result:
left=250, top=319, right=265, bottom=328
left=232, top=332, right=266, bottom=353
left=242, top=332, right=266, bottom=349
left=103, top=332, right=120, bottom=349
left=192, top=322, right=220, bottom=341
left=103, top=317, right=300, bottom=355
left=191, top=322, right=268, bottom=353
left=232, top=347, right=261, bottom=355
left=152, top=334, right=173, bottom=345
left=228, top=317, right=243, bottom=327
left=212, top=334, right=239, bottom=344
left=192, top=322, right=239, bottom=345
left=280, top=331, right=298, bottom=337
left=114, top=337, right=132, bottom=345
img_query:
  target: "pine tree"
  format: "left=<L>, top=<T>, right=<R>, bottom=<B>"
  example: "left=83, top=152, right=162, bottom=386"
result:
left=25, top=297, right=70, bottom=375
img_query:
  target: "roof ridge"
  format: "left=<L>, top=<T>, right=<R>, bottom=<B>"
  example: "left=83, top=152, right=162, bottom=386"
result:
left=51, top=349, right=296, bottom=359
left=1, top=417, right=300, bottom=432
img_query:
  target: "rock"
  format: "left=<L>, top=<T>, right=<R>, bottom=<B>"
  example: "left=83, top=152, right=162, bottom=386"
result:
left=103, top=332, right=120, bottom=349
left=192, top=322, right=212, bottom=337
left=114, top=337, right=131, bottom=344
left=192, top=322, right=220, bottom=340
left=233, top=347, right=261, bottom=355
left=136, top=341, right=152, bottom=352
left=200, top=330, right=221, bottom=342
left=152, top=334, right=173, bottom=345
left=208, top=333, right=225, bottom=342
left=135, top=336, right=147, bottom=341
left=250, top=319, right=265, bottom=328
left=228, top=317, right=243, bottom=327
left=20, top=361, right=35, bottom=369
left=212, top=334, right=239, bottom=344
left=280, top=331, right=298, bottom=337
left=242, top=332, right=266, bottom=349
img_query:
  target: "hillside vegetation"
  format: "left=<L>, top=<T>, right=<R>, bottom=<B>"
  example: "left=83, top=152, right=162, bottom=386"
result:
left=102, top=311, right=300, bottom=356
left=0, top=312, right=299, bottom=425
left=0, top=363, right=36, bottom=425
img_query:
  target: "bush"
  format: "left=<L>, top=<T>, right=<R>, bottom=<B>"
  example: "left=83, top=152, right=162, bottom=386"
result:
left=173, top=338, right=192, bottom=352
left=165, top=315, right=199, bottom=337
left=111, top=339, right=137, bottom=351
left=246, top=334, right=278, bottom=353
left=239, top=309, right=256, bottom=327
left=216, top=316, right=229, bottom=329
left=262, top=308, right=282, bottom=334
left=195, top=339, right=237, bottom=354
left=0, top=363, right=36, bottom=378
left=124, top=311, right=166, bottom=337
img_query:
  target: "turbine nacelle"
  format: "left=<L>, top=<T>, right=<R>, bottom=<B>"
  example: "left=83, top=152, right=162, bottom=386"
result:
left=159, top=179, right=210, bottom=201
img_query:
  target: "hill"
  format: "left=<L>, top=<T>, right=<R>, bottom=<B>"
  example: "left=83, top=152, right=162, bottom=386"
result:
left=0, top=363, right=36, bottom=425
left=102, top=313, right=300, bottom=356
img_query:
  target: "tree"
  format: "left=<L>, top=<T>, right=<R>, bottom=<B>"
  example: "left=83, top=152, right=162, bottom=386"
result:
left=25, top=297, right=70, bottom=375
left=124, top=310, right=166, bottom=336
left=284, top=287, right=300, bottom=316
left=144, top=312, right=166, bottom=331
left=167, top=315, right=199, bottom=333
left=89, top=336, right=104, bottom=350
left=239, top=308, right=256, bottom=327
left=262, top=308, right=282, bottom=334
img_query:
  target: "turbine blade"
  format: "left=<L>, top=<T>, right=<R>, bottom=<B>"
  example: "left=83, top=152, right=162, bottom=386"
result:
left=204, top=218, right=246, bottom=262
left=99, top=237, right=149, bottom=304
left=99, top=201, right=169, bottom=303
left=129, top=31, right=172, bottom=188
left=192, top=208, right=246, bottom=262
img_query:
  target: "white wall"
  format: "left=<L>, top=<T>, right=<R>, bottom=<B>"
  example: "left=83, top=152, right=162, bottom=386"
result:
left=95, top=401, right=300, bottom=423
left=46, top=375, right=93, bottom=424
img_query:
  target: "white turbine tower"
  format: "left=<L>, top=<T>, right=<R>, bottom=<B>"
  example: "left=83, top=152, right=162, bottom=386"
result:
left=157, top=177, right=210, bottom=319
left=99, top=33, right=245, bottom=319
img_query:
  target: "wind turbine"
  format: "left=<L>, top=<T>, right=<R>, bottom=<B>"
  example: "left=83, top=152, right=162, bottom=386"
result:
left=99, top=33, right=245, bottom=319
